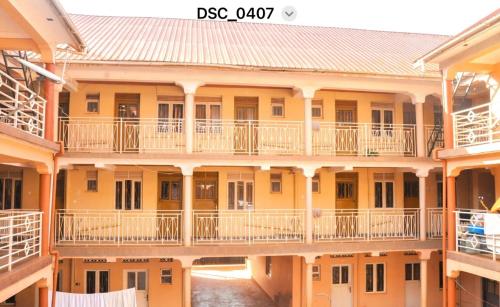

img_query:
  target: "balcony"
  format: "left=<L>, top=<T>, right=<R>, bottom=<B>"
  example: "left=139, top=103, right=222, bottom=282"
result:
left=452, top=102, right=500, bottom=148
left=455, top=209, right=500, bottom=261
left=59, top=117, right=420, bottom=157
left=0, top=70, right=46, bottom=138
left=0, top=211, right=42, bottom=271
left=56, top=208, right=441, bottom=246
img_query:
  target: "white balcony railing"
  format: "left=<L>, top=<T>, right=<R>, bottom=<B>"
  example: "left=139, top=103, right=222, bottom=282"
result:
left=192, top=209, right=305, bottom=245
left=313, top=208, right=420, bottom=241
left=452, top=102, right=500, bottom=148
left=313, top=123, right=416, bottom=156
left=427, top=208, right=443, bottom=239
left=0, top=211, right=42, bottom=271
left=0, top=70, right=46, bottom=137
left=456, top=209, right=500, bottom=260
left=59, top=117, right=184, bottom=153
left=194, top=119, right=303, bottom=155
left=56, top=210, right=182, bottom=245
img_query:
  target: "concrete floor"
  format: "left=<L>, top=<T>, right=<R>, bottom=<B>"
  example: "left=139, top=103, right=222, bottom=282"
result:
left=191, top=268, right=277, bottom=307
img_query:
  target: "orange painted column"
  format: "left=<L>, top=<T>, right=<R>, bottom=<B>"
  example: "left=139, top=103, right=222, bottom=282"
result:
left=443, top=77, right=456, bottom=307
left=39, top=63, right=56, bottom=307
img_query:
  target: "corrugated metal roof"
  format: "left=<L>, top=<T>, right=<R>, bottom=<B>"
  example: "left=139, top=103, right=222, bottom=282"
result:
left=58, top=14, right=449, bottom=77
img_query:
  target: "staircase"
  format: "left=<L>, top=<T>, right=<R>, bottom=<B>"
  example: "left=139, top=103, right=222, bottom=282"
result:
left=426, top=125, right=443, bottom=157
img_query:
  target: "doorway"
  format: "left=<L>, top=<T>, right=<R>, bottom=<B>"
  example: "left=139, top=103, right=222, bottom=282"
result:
left=157, top=174, right=182, bottom=210
left=404, top=173, right=419, bottom=209
left=335, top=101, right=357, bottom=155
left=125, top=270, right=148, bottom=307
left=234, top=97, right=258, bottom=154
left=331, top=264, right=353, bottom=307
left=115, top=93, right=140, bottom=152
left=404, top=263, right=421, bottom=307
left=335, top=173, right=358, bottom=210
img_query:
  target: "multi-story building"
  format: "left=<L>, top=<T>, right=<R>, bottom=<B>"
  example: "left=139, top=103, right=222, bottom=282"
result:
left=0, top=0, right=84, bottom=306
left=0, top=1, right=497, bottom=307
left=417, top=9, right=500, bottom=307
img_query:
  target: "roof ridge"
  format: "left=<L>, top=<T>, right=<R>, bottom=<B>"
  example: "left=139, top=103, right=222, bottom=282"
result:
left=68, top=13, right=451, bottom=37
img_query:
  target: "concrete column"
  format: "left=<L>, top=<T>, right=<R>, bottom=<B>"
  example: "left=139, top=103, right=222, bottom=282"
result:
left=417, top=171, right=427, bottom=241
left=305, top=262, right=313, bottom=307
left=418, top=250, right=432, bottom=307
left=304, top=97, right=313, bottom=156
left=185, top=93, right=194, bottom=154
left=183, top=267, right=192, bottom=307
left=446, top=175, right=456, bottom=307
left=415, top=101, right=425, bottom=157
left=302, top=167, right=316, bottom=244
left=443, top=78, right=454, bottom=150
left=181, top=166, right=194, bottom=246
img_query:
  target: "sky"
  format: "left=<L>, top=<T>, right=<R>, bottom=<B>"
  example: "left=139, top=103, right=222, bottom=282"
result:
left=59, top=0, right=499, bottom=35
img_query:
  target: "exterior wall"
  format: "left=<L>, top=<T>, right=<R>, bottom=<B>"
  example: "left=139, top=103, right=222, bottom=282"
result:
left=251, top=256, right=293, bottom=306
left=457, top=272, right=482, bottom=307
left=456, top=168, right=496, bottom=210
left=0, top=165, right=39, bottom=210
left=60, top=258, right=182, bottom=307
left=0, top=284, right=37, bottom=307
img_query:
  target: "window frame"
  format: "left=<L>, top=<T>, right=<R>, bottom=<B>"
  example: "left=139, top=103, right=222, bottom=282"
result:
left=160, top=268, right=173, bottom=285
left=312, top=100, right=323, bottom=119
left=157, top=101, right=185, bottom=120
left=371, top=105, right=394, bottom=136
left=160, top=179, right=182, bottom=201
left=228, top=179, right=254, bottom=210
left=312, top=174, right=320, bottom=193
left=195, top=102, right=222, bottom=120
left=86, top=93, right=100, bottom=114
left=86, top=170, right=98, bottom=192
left=405, top=263, right=421, bottom=281
left=365, top=263, right=386, bottom=293
left=374, top=174, right=395, bottom=208
left=85, top=270, right=109, bottom=294
left=195, top=178, right=217, bottom=200
left=271, top=98, right=285, bottom=118
left=115, top=178, right=142, bottom=210
left=312, top=264, right=321, bottom=281
left=270, top=173, right=282, bottom=193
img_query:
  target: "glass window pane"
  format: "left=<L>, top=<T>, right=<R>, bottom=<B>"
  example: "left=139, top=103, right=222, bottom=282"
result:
left=172, top=181, right=180, bottom=200
left=173, top=104, right=184, bottom=119
left=125, top=180, right=132, bottom=210
left=137, top=272, right=146, bottom=290
left=195, top=181, right=204, bottom=199
left=161, top=181, right=170, bottom=200
left=332, top=267, right=340, bottom=284
left=237, top=181, right=244, bottom=209
left=405, top=264, right=412, bottom=281
left=228, top=182, right=235, bottom=210
left=376, top=264, right=384, bottom=292
left=375, top=182, right=382, bottom=208
left=158, top=104, right=169, bottom=119
left=205, top=181, right=216, bottom=199
left=384, top=110, right=393, bottom=125
left=414, top=263, right=420, bottom=281
left=14, top=180, right=21, bottom=209
left=134, top=181, right=141, bottom=209
left=341, top=266, right=349, bottom=284
left=386, top=182, right=394, bottom=208
left=195, top=104, right=206, bottom=119
left=366, top=264, right=373, bottom=292
left=4, top=179, right=12, bottom=209
left=86, top=271, right=96, bottom=293
left=115, top=181, right=122, bottom=209
left=127, top=272, right=135, bottom=289
left=99, top=271, right=109, bottom=293
left=246, top=182, right=253, bottom=204
left=210, top=105, right=221, bottom=120
left=372, top=110, right=381, bottom=124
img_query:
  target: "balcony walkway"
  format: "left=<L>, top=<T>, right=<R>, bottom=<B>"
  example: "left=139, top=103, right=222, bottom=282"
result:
left=192, top=267, right=276, bottom=307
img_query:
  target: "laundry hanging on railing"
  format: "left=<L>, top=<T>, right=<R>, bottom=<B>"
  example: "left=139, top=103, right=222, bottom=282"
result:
left=48, top=288, right=137, bottom=307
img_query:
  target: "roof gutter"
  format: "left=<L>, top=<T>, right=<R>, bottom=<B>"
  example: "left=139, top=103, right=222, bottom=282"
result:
left=414, top=10, right=500, bottom=68
left=47, top=0, right=86, bottom=53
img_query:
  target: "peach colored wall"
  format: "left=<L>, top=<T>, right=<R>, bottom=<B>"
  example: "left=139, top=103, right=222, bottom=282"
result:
left=64, top=258, right=182, bottom=307
left=457, top=272, right=482, bottom=307
left=251, top=256, right=294, bottom=305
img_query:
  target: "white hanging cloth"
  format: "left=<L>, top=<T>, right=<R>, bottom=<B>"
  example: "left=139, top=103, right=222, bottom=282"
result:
left=48, top=288, right=137, bottom=307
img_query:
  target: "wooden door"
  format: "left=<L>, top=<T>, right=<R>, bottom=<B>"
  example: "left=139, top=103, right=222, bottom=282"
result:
left=234, top=97, right=258, bottom=154
left=335, top=101, right=357, bottom=155
left=404, top=172, right=419, bottom=209
left=335, top=173, right=358, bottom=210
left=115, top=93, right=140, bottom=152
left=157, top=174, right=182, bottom=210
left=193, top=172, right=218, bottom=210
left=331, top=265, right=353, bottom=307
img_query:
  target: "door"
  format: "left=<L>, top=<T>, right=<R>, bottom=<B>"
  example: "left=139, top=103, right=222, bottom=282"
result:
left=234, top=97, right=258, bottom=154
left=404, top=173, right=419, bottom=209
left=335, top=101, right=357, bottom=155
left=193, top=172, right=218, bottom=240
left=331, top=265, right=353, bottom=307
left=115, top=93, right=140, bottom=152
left=227, top=180, right=254, bottom=210
left=125, top=270, right=148, bottom=307
left=335, top=173, right=357, bottom=210
left=405, top=263, right=421, bottom=307
left=157, top=174, right=182, bottom=210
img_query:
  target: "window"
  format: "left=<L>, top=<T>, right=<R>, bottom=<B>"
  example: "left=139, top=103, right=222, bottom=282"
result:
left=371, top=106, right=393, bottom=136
left=0, top=173, right=22, bottom=210
left=86, top=94, right=100, bottom=113
left=195, top=179, right=217, bottom=200
left=195, top=103, right=221, bottom=120
left=374, top=174, right=394, bottom=208
left=160, top=180, right=181, bottom=200
left=115, top=174, right=142, bottom=210
left=86, top=270, right=109, bottom=294
left=366, top=263, right=385, bottom=293
left=271, top=98, right=285, bottom=117
left=265, top=256, right=272, bottom=277
left=312, top=100, right=323, bottom=118
left=312, top=174, right=320, bottom=193
left=270, top=173, right=282, bottom=193
left=337, top=182, right=354, bottom=200
left=228, top=180, right=253, bottom=210
left=86, top=171, right=98, bottom=192
left=332, top=265, right=350, bottom=285
left=127, top=271, right=147, bottom=291
left=436, top=174, right=443, bottom=208
left=161, top=269, right=172, bottom=284
left=312, top=265, right=321, bottom=281
left=158, top=97, right=184, bottom=120
left=405, top=263, right=420, bottom=281
left=57, top=270, right=63, bottom=291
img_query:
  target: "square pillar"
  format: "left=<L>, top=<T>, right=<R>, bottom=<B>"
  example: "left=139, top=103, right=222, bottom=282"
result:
left=183, top=267, right=192, bottom=307
left=415, top=101, right=425, bottom=157
left=181, top=166, right=194, bottom=246
left=302, top=167, right=316, bottom=244
left=416, top=170, right=428, bottom=241
left=304, top=97, right=313, bottom=156
left=418, top=250, right=432, bottom=307
left=185, top=93, right=194, bottom=154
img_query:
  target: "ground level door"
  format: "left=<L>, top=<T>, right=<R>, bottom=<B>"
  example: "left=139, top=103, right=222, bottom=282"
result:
left=125, top=270, right=148, bottom=307
left=331, top=264, right=353, bottom=307
left=405, top=263, right=421, bottom=307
